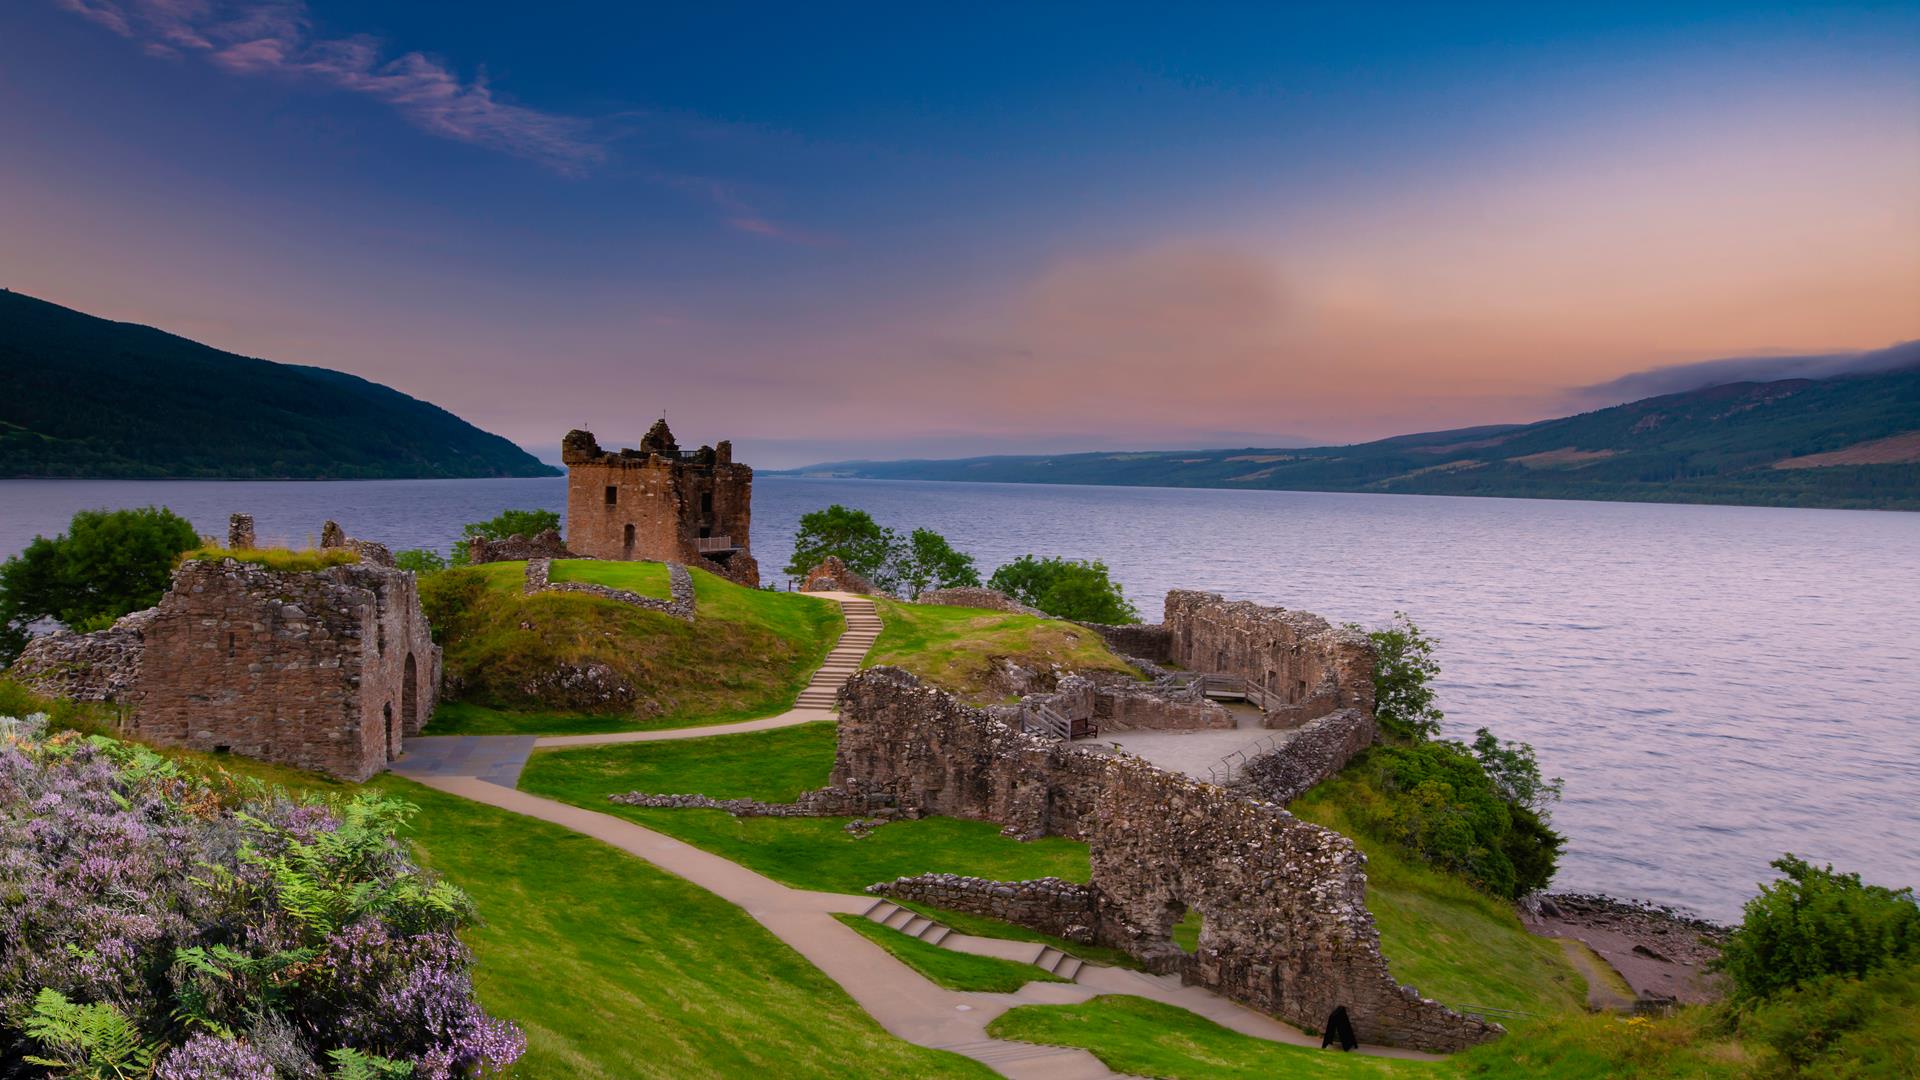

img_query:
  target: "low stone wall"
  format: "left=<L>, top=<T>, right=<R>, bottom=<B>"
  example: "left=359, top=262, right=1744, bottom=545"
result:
left=1076, top=621, right=1173, bottom=663
left=468, top=529, right=574, bottom=564
left=917, top=587, right=1043, bottom=616
left=8, top=608, right=153, bottom=703
left=828, top=668, right=1494, bottom=1052
left=801, top=555, right=875, bottom=594
left=523, top=558, right=695, bottom=620
left=868, top=874, right=1098, bottom=942
left=1233, top=708, right=1377, bottom=803
left=609, top=787, right=887, bottom=817
left=1165, top=591, right=1376, bottom=724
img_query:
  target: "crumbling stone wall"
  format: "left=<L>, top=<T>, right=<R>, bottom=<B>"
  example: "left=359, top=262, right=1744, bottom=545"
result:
left=7, top=554, right=440, bottom=783
left=561, top=423, right=759, bottom=586
left=801, top=555, right=875, bottom=594
left=1165, top=591, right=1376, bottom=725
left=523, top=558, right=695, bottom=620
left=1233, top=708, right=1377, bottom=803
left=829, top=668, right=1493, bottom=1052
left=1008, top=674, right=1232, bottom=734
left=1076, top=621, right=1172, bottom=663
left=869, top=874, right=1098, bottom=942
left=466, top=529, right=573, bottom=564
left=320, top=520, right=397, bottom=567
left=917, top=587, right=1042, bottom=615
left=227, top=513, right=255, bottom=549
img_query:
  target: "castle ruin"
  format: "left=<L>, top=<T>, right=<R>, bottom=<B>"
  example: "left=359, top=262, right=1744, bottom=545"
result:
left=561, top=421, right=759, bottom=586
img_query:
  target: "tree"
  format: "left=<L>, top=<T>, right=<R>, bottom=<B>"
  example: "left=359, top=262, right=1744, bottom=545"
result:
left=0, top=507, right=200, bottom=663
left=895, top=528, right=980, bottom=598
left=987, top=555, right=1138, bottom=623
left=1366, top=613, right=1445, bottom=742
left=393, top=549, right=447, bottom=574
left=448, top=508, right=561, bottom=565
left=1719, top=855, right=1920, bottom=1001
left=784, top=505, right=901, bottom=588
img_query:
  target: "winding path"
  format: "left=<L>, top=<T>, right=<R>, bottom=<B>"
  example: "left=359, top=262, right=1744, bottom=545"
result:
left=394, top=592, right=1436, bottom=1077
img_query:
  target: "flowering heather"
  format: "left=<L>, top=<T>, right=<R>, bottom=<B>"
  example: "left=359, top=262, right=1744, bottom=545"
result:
left=0, top=725, right=523, bottom=1077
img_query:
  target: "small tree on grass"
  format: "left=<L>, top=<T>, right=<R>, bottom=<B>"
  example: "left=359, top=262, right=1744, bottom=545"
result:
left=1366, top=613, right=1445, bottom=743
left=895, top=528, right=980, bottom=599
left=0, top=507, right=200, bottom=664
left=1719, top=856, right=1920, bottom=1001
left=987, top=555, right=1138, bottom=623
left=449, top=508, right=560, bottom=566
left=785, top=505, right=902, bottom=590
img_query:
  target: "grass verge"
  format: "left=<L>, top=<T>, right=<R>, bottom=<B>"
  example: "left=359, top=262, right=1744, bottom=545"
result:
left=523, top=721, right=835, bottom=801
left=184, top=545, right=359, bottom=570
left=985, top=995, right=1438, bottom=1078
left=867, top=598, right=1138, bottom=701
left=834, top=915, right=1067, bottom=992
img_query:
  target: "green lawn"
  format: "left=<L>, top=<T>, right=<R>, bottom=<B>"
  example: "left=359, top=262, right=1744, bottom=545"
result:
left=986, top=995, right=1439, bottom=1078
left=421, top=564, right=843, bottom=736
left=835, top=915, right=1067, bottom=992
left=867, top=598, right=1139, bottom=701
left=520, top=726, right=1091, bottom=894
left=1292, top=775, right=1588, bottom=1025
left=547, top=558, right=671, bottom=597
left=523, top=721, right=836, bottom=801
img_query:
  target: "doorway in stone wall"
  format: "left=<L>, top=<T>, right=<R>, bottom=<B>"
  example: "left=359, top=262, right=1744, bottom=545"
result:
left=623, top=523, right=635, bottom=558
left=1165, top=898, right=1205, bottom=955
left=383, top=703, right=397, bottom=761
left=402, top=653, right=418, bottom=733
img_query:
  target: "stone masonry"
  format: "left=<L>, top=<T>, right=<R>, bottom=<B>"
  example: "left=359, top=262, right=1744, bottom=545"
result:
left=8, top=541, right=440, bottom=782
left=916, top=587, right=1043, bottom=615
left=467, top=528, right=574, bottom=565
left=801, top=555, right=875, bottom=594
left=1165, top=591, right=1376, bottom=725
left=835, top=668, right=1496, bottom=1052
left=868, top=874, right=1099, bottom=942
left=523, top=558, right=695, bottom=621
left=561, top=421, right=759, bottom=586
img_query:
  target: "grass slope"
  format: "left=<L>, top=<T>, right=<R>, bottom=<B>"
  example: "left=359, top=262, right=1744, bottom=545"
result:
left=835, top=915, right=1067, bottom=992
left=520, top=725, right=1091, bottom=893
left=0, top=288, right=557, bottom=479
left=1292, top=773, right=1588, bottom=1024
left=867, top=598, right=1138, bottom=701
left=423, top=563, right=843, bottom=735
left=986, top=995, right=1437, bottom=1078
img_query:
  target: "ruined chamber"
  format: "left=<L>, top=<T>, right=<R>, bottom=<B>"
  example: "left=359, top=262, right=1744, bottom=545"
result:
left=561, top=421, right=759, bottom=586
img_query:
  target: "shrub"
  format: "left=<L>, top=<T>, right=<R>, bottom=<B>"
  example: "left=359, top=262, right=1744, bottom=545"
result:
left=0, top=507, right=200, bottom=664
left=395, top=548, right=449, bottom=574
left=1719, top=855, right=1920, bottom=1001
left=987, top=555, right=1138, bottom=623
left=449, top=509, right=560, bottom=565
left=1735, top=960, right=1920, bottom=1077
left=784, top=505, right=901, bottom=588
left=895, top=528, right=980, bottom=598
left=0, top=728, right=523, bottom=1077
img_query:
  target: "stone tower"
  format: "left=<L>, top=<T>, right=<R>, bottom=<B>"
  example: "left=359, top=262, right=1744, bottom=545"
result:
left=561, top=421, right=759, bottom=586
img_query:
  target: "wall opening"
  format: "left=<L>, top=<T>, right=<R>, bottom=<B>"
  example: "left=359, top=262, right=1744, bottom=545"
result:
left=403, top=653, right=419, bottom=733
left=605, top=485, right=618, bottom=506
left=383, top=702, right=397, bottom=762
left=623, top=523, right=635, bottom=557
left=1174, top=908, right=1205, bottom=955
left=701, top=491, right=714, bottom=515
left=698, top=525, right=712, bottom=539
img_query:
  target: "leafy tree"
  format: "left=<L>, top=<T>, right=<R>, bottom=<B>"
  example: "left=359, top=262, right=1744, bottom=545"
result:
left=895, top=528, right=980, bottom=598
left=0, top=507, right=200, bottom=663
left=987, top=555, right=1138, bottom=623
left=1366, top=613, right=1445, bottom=742
left=448, top=508, right=560, bottom=565
left=1719, top=855, right=1920, bottom=1001
left=784, top=505, right=902, bottom=589
left=1471, top=727, right=1563, bottom=812
left=393, top=548, right=447, bottom=574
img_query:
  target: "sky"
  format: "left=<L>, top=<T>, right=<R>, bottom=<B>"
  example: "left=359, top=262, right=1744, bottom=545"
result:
left=1, top=2, right=1916, bottom=467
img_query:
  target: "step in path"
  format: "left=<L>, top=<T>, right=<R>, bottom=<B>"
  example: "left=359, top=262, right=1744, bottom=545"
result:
left=861, top=899, right=1084, bottom=981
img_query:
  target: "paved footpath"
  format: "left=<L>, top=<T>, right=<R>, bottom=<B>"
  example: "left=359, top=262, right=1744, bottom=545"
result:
left=394, top=591, right=1438, bottom=1076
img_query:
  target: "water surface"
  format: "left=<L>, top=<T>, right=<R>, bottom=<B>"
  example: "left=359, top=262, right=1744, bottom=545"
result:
left=4, top=476, right=1915, bottom=921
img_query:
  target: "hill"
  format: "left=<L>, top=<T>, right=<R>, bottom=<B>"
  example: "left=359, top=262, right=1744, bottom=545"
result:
left=0, top=289, right=558, bottom=479
left=789, top=362, right=1920, bottom=511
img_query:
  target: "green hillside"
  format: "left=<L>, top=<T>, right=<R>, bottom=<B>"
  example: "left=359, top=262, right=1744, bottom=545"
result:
left=792, top=364, right=1920, bottom=510
left=0, top=289, right=558, bottom=478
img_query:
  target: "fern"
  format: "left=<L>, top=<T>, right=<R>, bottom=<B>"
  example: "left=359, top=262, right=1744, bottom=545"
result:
left=326, top=1046, right=415, bottom=1079
left=22, top=989, right=157, bottom=1080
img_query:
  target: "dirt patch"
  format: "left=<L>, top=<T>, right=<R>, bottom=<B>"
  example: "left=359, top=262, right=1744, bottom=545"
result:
left=1509, top=447, right=1620, bottom=469
left=1772, top=430, right=1920, bottom=469
left=1224, top=454, right=1295, bottom=463
left=1522, top=894, right=1726, bottom=1008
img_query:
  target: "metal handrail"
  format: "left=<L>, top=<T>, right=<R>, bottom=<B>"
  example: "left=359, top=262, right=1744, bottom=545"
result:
left=694, top=536, right=736, bottom=553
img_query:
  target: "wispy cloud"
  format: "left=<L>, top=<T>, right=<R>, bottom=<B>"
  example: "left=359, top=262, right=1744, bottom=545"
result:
left=55, top=0, right=603, bottom=172
left=649, top=171, right=838, bottom=246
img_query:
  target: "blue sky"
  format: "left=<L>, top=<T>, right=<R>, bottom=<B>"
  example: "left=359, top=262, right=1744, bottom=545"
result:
left=2, top=1, right=1915, bottom=464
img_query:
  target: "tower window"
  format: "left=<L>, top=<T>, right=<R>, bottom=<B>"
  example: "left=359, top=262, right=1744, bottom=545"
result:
left=701, top=492, right=714, bottom=514
left=605, top=485, right=618, bottom=506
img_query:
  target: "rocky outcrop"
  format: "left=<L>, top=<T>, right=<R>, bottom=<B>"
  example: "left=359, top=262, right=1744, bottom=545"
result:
left=801, top=556, right=876, bottom=594
left=917, top=587, right=1043, bottom=616
left=827, top=668, right=1494, bottom=1052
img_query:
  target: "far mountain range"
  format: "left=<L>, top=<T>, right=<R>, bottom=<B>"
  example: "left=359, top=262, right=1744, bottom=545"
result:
left=789, top=345, right=1920, bottom=511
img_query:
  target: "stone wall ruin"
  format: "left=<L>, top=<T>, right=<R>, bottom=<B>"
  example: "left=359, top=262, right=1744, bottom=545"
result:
left=835, top=668, right=1495, bottom=1052
left=562, top=422, right=759, bottom=586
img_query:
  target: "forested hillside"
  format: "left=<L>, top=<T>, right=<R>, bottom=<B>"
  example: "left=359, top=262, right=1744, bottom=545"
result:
left=0, top=290, right=558, bottom=479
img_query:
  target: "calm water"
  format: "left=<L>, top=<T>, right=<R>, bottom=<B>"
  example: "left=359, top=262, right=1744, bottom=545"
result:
left=4, top=476, right=1916, bottom=921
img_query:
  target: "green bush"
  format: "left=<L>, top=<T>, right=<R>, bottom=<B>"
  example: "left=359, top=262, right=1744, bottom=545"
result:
left=896, top=528, right=980, bottom=598
left=1719, top=855, right=1920, bottom=1001
left=449, top=508, right=560, bottom=565
left=1735, top=960, right=1920, bottom=1077
left=393, top=548, right=448, bottom=574
left=1355, top=740, right=1562, bottom=898
left=784, top=505, right=901, bottom=589
left=986, top=555, right=1138, bottom=623
left=0, top=507, right=200, bottom=664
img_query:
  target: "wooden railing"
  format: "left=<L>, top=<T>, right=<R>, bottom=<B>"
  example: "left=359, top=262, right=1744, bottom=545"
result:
left=1024, top=701, right=1072, bottom=742
left=694, top=536, right=736, bottom=553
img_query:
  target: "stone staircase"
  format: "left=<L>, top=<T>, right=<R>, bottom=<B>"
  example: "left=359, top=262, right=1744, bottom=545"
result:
left=859, top=899, right=1085, bottom=981
left=793, top=597, right=881, bottom=710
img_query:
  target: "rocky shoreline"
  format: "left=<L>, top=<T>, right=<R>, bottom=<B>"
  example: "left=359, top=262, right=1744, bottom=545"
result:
left=1522, top=892, right=1729, bottom=1009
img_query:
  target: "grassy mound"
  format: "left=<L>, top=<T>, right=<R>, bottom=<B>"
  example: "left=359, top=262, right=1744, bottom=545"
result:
left=421, top=562, right=843, bottom=735
left=834, top=915, right=1068, bottom=992
left=985, top=995, right=1435, bottom=1077
left=546, top=558, right=672, bottom=597
left=867, top=598, right=1138, bottom=701
left=520, top=725, right=1091, bottom=893
left=1293, top=771, right=1588, bottom=1024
